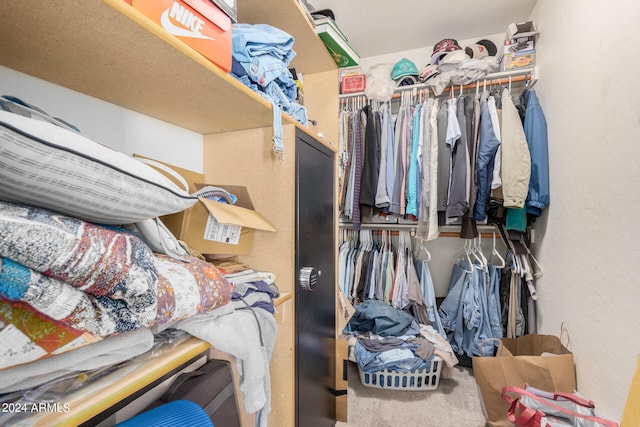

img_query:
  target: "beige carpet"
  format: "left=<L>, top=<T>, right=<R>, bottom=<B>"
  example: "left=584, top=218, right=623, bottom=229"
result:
left=336, top=361, right=487, bottom=427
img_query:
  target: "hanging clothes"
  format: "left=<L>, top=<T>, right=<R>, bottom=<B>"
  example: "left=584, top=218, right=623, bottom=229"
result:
left=338, top=229, right=444, bottom=336
left=360, top=105, right=380, bottom=208
left=438, top=242, right=503, bottom=357
left=522, top=88, right=550, bottom=218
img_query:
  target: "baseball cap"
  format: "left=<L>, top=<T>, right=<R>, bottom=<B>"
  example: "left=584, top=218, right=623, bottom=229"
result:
left=418, top=64, right=440, bottom=82
left=465, top=44, right=489, bottom=59
left=476, top=39, right=498, bottom=56
left=430, top=38, right=461, bottom=65
left=391, top=58, right=419, bottom=81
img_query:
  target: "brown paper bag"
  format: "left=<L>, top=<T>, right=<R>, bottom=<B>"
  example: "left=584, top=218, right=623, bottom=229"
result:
left=472, top=334, right=576, bottom=427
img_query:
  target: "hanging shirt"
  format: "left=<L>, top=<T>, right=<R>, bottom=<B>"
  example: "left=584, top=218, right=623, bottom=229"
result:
left=352, top=110, right=365, bottom=229
left=436, top=98, right=450, bottom=212
left=384, top=105, right=396, bottom=211
left=446, top=97, right=467, bottom=222
left=406, top=103, right=423, bottom=217
left=375, top=104, right=392, bottom=208
left=390, top=108, right=406, bottom=215
left=359, top=105, right=380, bottom=208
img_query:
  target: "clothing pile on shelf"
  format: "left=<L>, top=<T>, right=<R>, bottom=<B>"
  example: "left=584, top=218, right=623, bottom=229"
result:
left=231, top=23, right=308, bottom=155
left=419, top=38, right=501, bottom=95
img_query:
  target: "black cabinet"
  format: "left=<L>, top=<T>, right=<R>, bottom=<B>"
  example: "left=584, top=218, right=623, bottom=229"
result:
left=294, top=130, right=336, bottom=427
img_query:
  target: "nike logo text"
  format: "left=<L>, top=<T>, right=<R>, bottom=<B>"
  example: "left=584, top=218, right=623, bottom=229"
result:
left=160, top=2, right=214, bottom=40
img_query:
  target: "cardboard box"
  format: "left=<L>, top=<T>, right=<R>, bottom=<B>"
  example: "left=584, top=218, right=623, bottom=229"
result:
left=132, top=0, right=232, bottom=72
left=507, top=20, right=539, bottom=39
left=134, top=155, right=276, bottom=256
left=502, top=52, right=536, bottom=71
left=334, top=339, right=349, bottom=423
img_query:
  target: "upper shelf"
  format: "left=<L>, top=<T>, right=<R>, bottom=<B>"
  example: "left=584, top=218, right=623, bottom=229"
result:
left=0, top=0, right=336, bottom=135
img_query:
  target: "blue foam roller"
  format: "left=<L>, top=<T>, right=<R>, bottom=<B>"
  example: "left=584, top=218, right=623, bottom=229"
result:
left=116, top=400, right=213, bottom=427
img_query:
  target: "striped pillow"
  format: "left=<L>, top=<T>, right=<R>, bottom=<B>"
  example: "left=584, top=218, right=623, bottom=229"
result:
left=0, top=110, right=197, bottom=224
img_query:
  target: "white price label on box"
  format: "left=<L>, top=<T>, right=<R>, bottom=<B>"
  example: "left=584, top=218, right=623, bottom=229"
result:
left=204, top=215, right=241, bottom=244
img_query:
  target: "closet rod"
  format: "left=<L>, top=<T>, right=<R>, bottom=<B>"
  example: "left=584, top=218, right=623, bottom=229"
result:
left=338, top=68, right=534, bottom=100
left=339, top=222, right=497, bottom=238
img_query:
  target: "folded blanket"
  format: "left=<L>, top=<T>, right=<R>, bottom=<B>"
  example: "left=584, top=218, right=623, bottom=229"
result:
left=0, top=202, right=234, bottom=338
left=0, top=257, right=154, bottom=335
left=0, top=327, right=153, bottom=394
left=153, top=254, right=232, bottom=325
left=0, top=201, right=158, bottom=308
left=0, top=297, right=100, bottom=370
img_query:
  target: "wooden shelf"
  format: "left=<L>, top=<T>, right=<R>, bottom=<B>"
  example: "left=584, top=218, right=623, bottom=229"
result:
left=0, top=0, right=336, bottom=135
left=24, top=336, right=210, bottom=427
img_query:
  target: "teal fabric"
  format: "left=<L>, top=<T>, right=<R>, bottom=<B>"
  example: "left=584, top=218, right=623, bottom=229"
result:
left=506, top=207, right=527, bottom=232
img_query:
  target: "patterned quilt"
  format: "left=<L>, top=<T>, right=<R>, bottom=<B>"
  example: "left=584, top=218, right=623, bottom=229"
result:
left=0, top=202, right=233, bottom=370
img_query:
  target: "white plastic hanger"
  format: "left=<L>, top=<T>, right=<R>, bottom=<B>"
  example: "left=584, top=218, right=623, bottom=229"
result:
left=490, top=232, right=506, bottom=268
left=474, top=236, right=489, bottom=270
left=415, top=237, right=431, bottom=261
left=452, top=240, right=474, bottom=273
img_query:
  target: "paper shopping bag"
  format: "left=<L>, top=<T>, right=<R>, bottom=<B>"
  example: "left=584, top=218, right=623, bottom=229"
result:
left=472, top=334, right=576, bottom=427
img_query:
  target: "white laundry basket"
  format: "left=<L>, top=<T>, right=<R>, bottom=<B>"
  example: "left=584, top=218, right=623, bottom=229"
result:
left=357, top=356, right=442, bottom=391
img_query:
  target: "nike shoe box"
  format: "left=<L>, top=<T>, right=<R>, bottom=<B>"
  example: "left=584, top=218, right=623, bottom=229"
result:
left=131, top=0, right=232, bottom=72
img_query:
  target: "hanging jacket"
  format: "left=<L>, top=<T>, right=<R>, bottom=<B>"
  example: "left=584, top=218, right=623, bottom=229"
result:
left=500, top=88, right=531, bottom=208
left=523, top=89, right=550, bottom=217
left=473, top=98, right=501, bottom=221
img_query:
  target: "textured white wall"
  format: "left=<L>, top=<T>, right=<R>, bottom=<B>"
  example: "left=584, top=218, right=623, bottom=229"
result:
left=530, top=0, right=640, bottom=420
left=0, top=66, right=203, bottom=172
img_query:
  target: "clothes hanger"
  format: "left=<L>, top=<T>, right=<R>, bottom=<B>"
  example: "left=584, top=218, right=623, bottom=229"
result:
left=490, top=232, right=506, bottom=268
left=522, top=241, right=544, bottom=278
left=415, top=237, right=431, bottom=261
left=472, top=235, right=488, bottom=270
left=452, top=239, right=474, bottom=273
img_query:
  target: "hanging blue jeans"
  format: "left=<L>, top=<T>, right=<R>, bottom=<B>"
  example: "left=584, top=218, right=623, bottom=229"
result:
left=486, top=265, right=503, bottom=340
left=416, top=259, right=446, bottom=338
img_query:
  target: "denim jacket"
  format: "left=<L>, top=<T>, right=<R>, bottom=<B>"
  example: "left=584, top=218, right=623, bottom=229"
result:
left=523, top=89, right=550, bottom=217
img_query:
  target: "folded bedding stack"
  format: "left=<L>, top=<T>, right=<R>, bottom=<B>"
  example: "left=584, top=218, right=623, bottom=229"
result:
left=0, top=95, right=235, bottom=386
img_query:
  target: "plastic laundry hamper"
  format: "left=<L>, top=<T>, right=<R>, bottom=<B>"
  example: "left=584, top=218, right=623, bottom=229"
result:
left=358, top=356, right=442, bottom=391
left=115, top=400, right=213, bottom=427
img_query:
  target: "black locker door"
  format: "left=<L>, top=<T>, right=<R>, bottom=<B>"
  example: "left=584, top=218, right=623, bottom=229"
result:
left=295, top=130, right=336, bottom=427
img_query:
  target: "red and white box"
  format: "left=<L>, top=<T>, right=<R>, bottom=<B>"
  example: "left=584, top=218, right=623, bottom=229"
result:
left=132, top=0, right=232, bottom=72
left=341, top=74, right=366, bottom=94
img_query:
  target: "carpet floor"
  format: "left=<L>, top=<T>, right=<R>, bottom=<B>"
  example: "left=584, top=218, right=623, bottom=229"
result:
left=335, top=361, right=487, bottom=427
